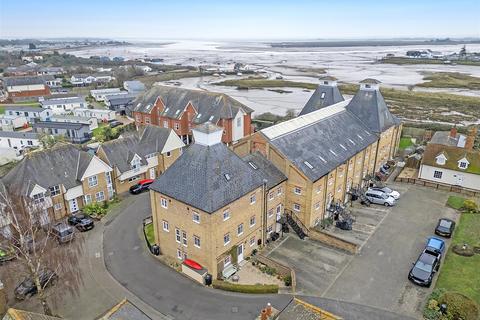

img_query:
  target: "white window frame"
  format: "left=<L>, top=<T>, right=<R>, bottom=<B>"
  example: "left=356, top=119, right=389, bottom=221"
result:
left=95, top=191, right=105, bottom=202
left=267, top=225, right=273, bottom=234
left=224, top=255, right=231, bottom=266
left=459, top=161, right=468, bottom=169
left=54, top=203, right=62, bottom=211
left=194, top=235, right=201, bottom=248
left=175, top=228, right=181, bottom=243
left=237, top=223, right=244, bottom=236
left=277, top=187, right=283, bottom=196
left=182, top=231, right=187, bottom=247
left=293, top=203, right=301, bottom=212
left=276, top=204, right=282, bottom=214
left=250, top=194, right=256, bottom=205
left=223, top=210, right=230, bottom=221
left=250, top=236, right=256, bottom=247
left=268, top=192, right=274, bottom=201
left=84, top=194, right=92, bottom=205
left=223, top=233, right=230, bottom=246
left=49, top=185, right=61, bottom=197
left=161, top=197, right=168, bottom=209
left=88, top=175, right=98, bottom=188
left=176, top=249, right=183, bottom=260
left=250, top=215, right=256, bottom=227
left=268, top=209, right=273, bottom=218
left=294, top=186, right=302, bottom=195
left=192, top=212, right=200, bottom=224
left=162, top=220, right=169, bottom=232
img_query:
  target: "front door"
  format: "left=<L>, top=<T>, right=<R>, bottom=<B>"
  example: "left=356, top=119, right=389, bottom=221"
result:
left=69, top=198, right=79, bottom=213
left=237, top=244, right=244, bottom=263
left=149, top=168, right=156, bottom=179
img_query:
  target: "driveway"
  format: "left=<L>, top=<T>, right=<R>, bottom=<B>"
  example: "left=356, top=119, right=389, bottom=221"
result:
left=323, top=184, right=457, bottom=318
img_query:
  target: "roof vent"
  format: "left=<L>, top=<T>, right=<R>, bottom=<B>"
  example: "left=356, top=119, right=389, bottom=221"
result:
left=356, top=134, right=364, bottom=141
left=348, top=138, right=355, bottom=145
left=339, top=144, right=347, bottom=151
left=175, top=110, right=180, bottom=115
left=329, top=149, right=337, bottom=156
left=318, top=156, right=327, bottom=163
left=224, top=173, right=231, bottom=181
left=209, top=115, right=214, bottom=121
left=248, top=161, right=258, bottom=170
left=304, top=161, right=314, bottom=169
left=196, top=113, right=202, bottom=119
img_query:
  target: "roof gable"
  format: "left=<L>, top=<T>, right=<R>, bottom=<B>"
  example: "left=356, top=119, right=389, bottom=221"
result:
left=80, top=155, right=113, bottom=181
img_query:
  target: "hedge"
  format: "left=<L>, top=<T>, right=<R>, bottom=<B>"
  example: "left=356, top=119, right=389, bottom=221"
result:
left=438, top=292, right=479, bottom=320
left=212, top=280, right=278, bottom=294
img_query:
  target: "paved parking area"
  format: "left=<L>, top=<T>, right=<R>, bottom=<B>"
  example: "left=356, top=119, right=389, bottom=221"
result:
left=266, top=183, right=458, bottom=318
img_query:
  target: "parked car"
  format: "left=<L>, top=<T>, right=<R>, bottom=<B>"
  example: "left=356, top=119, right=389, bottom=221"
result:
left=109, top=120, right=122, bottom=128
left=425, top=236, right=445, bottom=255
left=435, top=218, right=455, bottom=238
left=51, top=222, right=74, bottom=244
left=364, top=189, right=396, bottom=206
left=370, top=186, right=400, bottom=200
left=129, top=179, right=154, bottom=194
left=408, top=251, right=440, bottom=287
left=14, top=269, right=58, bottom=300
left=67, top=214, right=94, bottom=232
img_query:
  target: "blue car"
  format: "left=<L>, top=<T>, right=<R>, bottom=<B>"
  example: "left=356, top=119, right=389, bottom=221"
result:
left=425, top=237, right=445, bottom=255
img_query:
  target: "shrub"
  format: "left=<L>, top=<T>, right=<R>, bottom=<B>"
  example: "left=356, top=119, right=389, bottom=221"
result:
left=83, top=202, right=108, bottom=218
left=452, top=244, right=475, bottom=257
left=438, top=292, right=479, bottom=320
left=212, top=280, right=278, bottom=294
left=446, top=196, right=466, bottom=210
left=283, top=275, right=292, bottom=287
left=463, top=199, right=478, bottom=213
left=423, top=288, right=445, bottom=320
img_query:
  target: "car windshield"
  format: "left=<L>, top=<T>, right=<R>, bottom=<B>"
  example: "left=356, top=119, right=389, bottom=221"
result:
left=59, top=229, right=73, bottom=237
left=415, top=261, right=433, bottom=272
left=439, top=220, right=452, bottom=228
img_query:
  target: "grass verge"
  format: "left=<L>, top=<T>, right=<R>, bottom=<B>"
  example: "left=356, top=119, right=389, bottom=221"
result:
left=417, top=72, right=480, bottom=90
left=212, top=280, right=278, bottom=294
left=435, top=213, right=480, bottom=304
left=399, top=137, right=414, bottom=150
left=446, top=195, right=466, bottom=210
left=144, top=223, right=155, bottom=246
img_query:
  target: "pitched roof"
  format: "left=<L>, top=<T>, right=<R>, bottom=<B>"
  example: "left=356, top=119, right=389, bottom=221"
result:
left=3, top=76, right=48, bottom=86
left=430, top=131, right=467, bottom=147
left=100, top=125, right=174, bottom=173
left=0, top=131, right=39, bottom=139
left=422, top=143, right=480, bottom=175
left=41, top=96, right=84, bottom=106
left=345, top=88, right=399, bottom=134
left=133, top=86, right=253, bottom=123
left=298, top=84, right=344, bottom=116
left=99, top=299, right=152, bottom=320
left=3, top=105, right=46, bottom=113
left=2, top=144, right=93, bottom=195
left=262, top=101, right=378, bottom=181
left=150, top=142, right=264, bottom=213
left=242, top=152, right=287, bottom=189
left=33, top=121, right=89, bottom=130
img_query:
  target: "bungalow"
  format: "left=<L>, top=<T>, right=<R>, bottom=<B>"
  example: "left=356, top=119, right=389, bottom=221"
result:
left=0, top=131, right=40, bottom=152
left=3, top=105, right=51, bottom=123
left=50, top=114, right=98, bottom=131
left=132, top=86, right=253, bottom=144
left=93, top=74, right=115, bottom=84
left=41, top=96, right=87, bottom=114
left=90, top=88, right=125, bottom=102
left=97, top=125, right=185, bottom=194
left=2, top=143, right=114, bottom=223
left=32, top=121, right=92, bottom=144
left=0, top=114, right=28, bottom=130
left=123, top=80, right=146, bottom=93
left=70, top=74, right=97, bottom=86
left=104, top=93, right=137, bottom=114
left=37, top=67, right=64, bottom=76
left=4, top=63, right=39, bottom=76
left=73, top=108, right=116, bottom=122
left=419, top=127, right=479, bottom=191
left=2, top=76, right=51, bottom=102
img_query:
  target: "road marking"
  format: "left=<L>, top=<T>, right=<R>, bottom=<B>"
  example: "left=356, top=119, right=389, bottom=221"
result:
left=95, top=252, right=101, bottom=258
left=231, top=306, right=239, bottom=313
left=133, top=246, right=140, bottom=251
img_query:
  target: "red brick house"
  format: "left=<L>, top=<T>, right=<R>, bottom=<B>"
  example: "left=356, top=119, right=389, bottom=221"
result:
left=132, top=86, right=253, bottom=144
left=3, top=76, right=51, bottom=102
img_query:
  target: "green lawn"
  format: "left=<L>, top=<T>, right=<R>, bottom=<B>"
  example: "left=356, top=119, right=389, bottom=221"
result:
left=447, top=195, right=466, bottom=210
left=435, top=213, right=480, bottom=304
left=92, top=124, right=119, bottom=142
left=144, top=223, right=155, bottom=245
left=417, top=72, right=480, bottom=90
left=398, top=137, right=414, bottom=150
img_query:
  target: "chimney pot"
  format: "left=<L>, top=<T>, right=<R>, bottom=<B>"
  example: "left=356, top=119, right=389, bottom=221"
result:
left=261, top=308, right=268, bottom=320
left=450, top=126, right=457, bottom=138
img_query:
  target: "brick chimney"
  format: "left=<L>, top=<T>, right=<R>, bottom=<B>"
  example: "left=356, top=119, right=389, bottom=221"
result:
left=449, top=126, right=457, bottom=139
left=465, top=126, right=478, bottom=150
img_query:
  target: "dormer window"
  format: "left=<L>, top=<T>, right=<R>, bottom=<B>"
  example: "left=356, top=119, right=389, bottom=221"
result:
left=435, top=153, right=447, bottom=165
left=320, top=92, right=326, bottom=99
left=131, top=155, right=142, bottom=171
left=457, top=157, right=470, bottom=170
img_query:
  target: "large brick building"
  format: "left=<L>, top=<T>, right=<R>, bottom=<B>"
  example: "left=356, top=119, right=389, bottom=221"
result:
left=2, top=76, right=51, bottom=102
left=131, top=86, right=253, bottom=145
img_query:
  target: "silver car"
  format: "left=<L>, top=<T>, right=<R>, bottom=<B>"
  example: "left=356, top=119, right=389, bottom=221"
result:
left=365, top=189, right=396, bottom=206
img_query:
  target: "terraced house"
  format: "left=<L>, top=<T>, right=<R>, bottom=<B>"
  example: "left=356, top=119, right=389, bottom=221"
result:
left=232, top=79, right=402, bottom=229
left=132, top=86, right=253, bottom=144
left=1, top=144, right=114, bottom=226
left=150, top=123, right=287, bottom=279
left=97, top=125, right=185, bottom=194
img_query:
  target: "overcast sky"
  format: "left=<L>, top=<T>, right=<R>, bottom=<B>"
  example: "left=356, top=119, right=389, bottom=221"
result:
left=1, top=0, right=479, bottom=40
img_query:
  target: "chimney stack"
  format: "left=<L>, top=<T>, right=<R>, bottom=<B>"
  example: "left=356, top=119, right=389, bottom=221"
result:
left=449, top=126, right=457, bottom=139
left=260, top=309, right=268, bottom=320
left=465, top=126, right=478, bottom=150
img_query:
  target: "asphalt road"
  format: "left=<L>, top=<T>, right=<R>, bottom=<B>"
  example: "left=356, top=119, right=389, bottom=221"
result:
left=103, top=192, right=292, bottom=320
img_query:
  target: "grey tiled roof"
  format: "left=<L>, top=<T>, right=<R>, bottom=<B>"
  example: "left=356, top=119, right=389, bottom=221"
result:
left=2, top=144, right=93, bottom=196
left=133, top=86, right=253, bottom=123
left=430, top=131, right=466, bottom=147
left=100, top=125, right=172, bottom=173
left=33, top=121, right=89, bottom=130
left=0, top=131, right=39, bottom=139
left=150, top=142, right=264, bottom=213
left=3, top=76, right=49, bottom=86
left=267, top=110, right=378, bottom=182
left=3, top=105, right=47, bottom=113
left=41, top=97, right=84, bottom=106
left=299, top=84, right=344, bottom=116
left=242, top=152, right=287, bottom=189
left=346, top=89, right=399, bottom=134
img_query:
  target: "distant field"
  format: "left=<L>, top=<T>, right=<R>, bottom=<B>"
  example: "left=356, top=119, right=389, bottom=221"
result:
left=214, top=78, right=480, bottom=125
left=379, top=56, right=480, bottom=66
left=135, top=70, right=202, bottom=87
left=417, top=72, right=480, bottom=90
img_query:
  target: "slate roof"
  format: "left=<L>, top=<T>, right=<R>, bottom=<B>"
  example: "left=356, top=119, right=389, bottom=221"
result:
left=100, top=125, right=172, bottom=173
left=430, top=131, right=467, bottom=147
left=124, top=80, right=146, bottom=92
left=264, top=107, right=378, bottom=182
left=33, top=121, right=89, bottom=130
left=99, top=299, right=152, bottom=320
left=3, top=105, right=47, bottom=113
left=3, top=76, right=47, bottom=86
left=0, top=131, right=39, bottom=139
left=242, top=152, right=287, bottom=189
left=2, top=144, right=93, bottom=196
left=299, top=84, right=344, bottom=116
left=133, top=86, right=253, bottom=124
left=105, top=93, right=137, bottom=105
left=41, top=96, right=84, bottom=106
left=150, top=141, right=264, bottom=213
left=346, top=88, right=399, bottom=134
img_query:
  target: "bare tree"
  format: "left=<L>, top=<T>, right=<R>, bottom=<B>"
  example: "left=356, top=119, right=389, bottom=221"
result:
left=0, top=185, right=84, bottom=316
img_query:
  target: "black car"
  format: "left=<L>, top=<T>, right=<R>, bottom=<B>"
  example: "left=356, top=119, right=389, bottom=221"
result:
left=129, top=179, right=154, bottom=194
left=408, top=252, right=440, bottom=287
left=435, top=218, right=455, bottom=238
left=109, top=120, right=122, bottom=128
left=14, top=269, right=58, bottom=300
left=67, top=214, right=94, bottom=232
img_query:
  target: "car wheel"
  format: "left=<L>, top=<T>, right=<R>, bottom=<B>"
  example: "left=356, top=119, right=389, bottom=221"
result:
left=384, top=202, right=390, bottom=207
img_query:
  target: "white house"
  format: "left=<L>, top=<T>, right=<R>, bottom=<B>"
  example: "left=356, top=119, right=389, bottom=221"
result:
left=41, top=96, right=87, bottom=115
left=135, top=65, right=152, bottom=73
left=0, top=114, right=28, bottom=131
left=419, top=127, right=480, bottom=191
left=4, top=105, right=52, bottom=123
left=70, top=74, right=96, bottom=86
left=50, top=114, right=98, bottom=131
left=90, top=88, right=125, bottom=102
left=73, top=108, right=116, bottom=122
left=0, top=131, right=41, bottom=152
